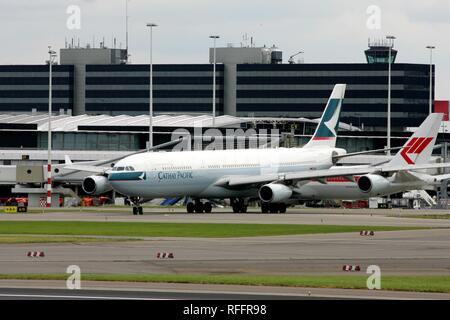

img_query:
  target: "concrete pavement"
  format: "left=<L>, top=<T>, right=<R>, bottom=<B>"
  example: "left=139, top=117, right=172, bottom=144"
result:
left=0, top=280, right=449, bottom=300
left=1, top=229, right=449, bottom=275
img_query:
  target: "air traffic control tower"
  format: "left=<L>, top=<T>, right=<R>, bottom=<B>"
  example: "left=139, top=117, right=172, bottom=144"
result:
left=364, top=39, right=397, bottom=64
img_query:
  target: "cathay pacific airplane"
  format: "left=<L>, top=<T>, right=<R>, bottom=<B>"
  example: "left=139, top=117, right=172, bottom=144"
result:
left=70, top=84, right=450, bottom=215
left=77, top=84, right=348, bottom=214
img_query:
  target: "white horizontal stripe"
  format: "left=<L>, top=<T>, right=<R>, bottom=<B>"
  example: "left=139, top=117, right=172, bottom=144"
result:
left=0, top=72, right=71, bottom=77
left=0, top=85, right=70, bottom=90
left=86, top=85, right=218, bottom=90
left=0, top=293, right=170, bottom=300
left=85, top=98, right=220, bottom=103
left=237, top=70, right=406, bottom=77
left=86, top=71, right=221, bottom=77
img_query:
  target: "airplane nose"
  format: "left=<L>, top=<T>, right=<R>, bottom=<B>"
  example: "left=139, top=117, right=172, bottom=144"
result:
left=107, top=179, right=127, bottom=195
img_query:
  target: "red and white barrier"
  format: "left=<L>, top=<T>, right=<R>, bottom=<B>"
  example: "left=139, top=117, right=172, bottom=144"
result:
left=360, top=230, right=375, bottom=236
left=156, top=252, right=174, bottom=259
left=27, top=252, right=45, bottom=257
left=46, top=164, right=52, bottom=208
left=342, top=265, right=360, bottom=271
left=39, top=197, right=47, bottom=207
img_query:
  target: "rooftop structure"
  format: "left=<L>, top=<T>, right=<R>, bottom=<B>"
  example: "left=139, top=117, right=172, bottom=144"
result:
left=60, top=47, right=127, bottom=65
left=0, top=113, right=357, bottom=133
left=365, top=38, right=397, bottom=64
left=209, top=45, right=282, bottom=64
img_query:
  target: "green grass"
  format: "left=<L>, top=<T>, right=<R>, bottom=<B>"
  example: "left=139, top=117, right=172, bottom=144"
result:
left=0, top=235, right=139, bottom=244
left=0, top=221, right=423, bottom=238
left=0, top=273, right=449, bottom=293
left=397, top=214, right=450, bottom=220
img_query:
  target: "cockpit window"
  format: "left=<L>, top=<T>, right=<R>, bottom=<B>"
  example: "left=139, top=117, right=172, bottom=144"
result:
left=113, top=166, right=135, bottom=171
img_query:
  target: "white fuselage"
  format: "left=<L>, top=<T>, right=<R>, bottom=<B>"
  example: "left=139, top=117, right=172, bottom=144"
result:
left=108, top=147, right=342, bottom=199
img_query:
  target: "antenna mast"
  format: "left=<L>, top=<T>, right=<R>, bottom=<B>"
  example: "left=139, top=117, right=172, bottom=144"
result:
left=125, top=0, right=129, bottom=63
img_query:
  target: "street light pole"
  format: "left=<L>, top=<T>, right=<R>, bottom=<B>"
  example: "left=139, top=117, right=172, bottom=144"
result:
left=146, top=23, right=157, bottom=150
left=386, top=35, right=396, bottom=156
left=209, top=35, right=219, bottom=127
left=125, top=0, right=129, bottom=63
left=426, top=46, right=435, bottom=115
left=47, top=46, right=57, bottom=208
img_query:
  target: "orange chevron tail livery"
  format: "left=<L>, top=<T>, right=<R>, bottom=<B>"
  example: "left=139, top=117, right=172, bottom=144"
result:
left=389, top=113, right=443, bottom=166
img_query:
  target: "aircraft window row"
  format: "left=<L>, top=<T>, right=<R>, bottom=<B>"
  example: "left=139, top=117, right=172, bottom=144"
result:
left=282, top=162, right=301, bottom=166
left=223, top=164, right=259, bottom=168
left=161, top=166, right=192, bottom=170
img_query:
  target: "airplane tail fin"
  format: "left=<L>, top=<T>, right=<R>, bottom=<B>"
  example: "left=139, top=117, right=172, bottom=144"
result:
left=64, top=155, right=73, bottom=165
left=304, top=84, right=346, bottom=148
left=389, top=113, right=443, bottom=166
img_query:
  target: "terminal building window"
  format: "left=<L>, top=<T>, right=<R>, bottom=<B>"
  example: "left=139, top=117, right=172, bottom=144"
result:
left=37, top=132, right=139, bottom=151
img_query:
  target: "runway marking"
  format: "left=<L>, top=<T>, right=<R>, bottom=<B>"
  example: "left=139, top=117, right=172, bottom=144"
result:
left=0, top=293, right=171, bottom=300
left=0, top=290, right=426, bottom=300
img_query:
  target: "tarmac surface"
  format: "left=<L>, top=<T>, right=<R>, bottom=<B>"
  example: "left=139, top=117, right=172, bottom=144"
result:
left=0, top=208, right=449, bottom=299
left=1, top=207, right=450, bottom=227
left=0, top=229, right=449, bottom=275
left=0, top=286, right=304, bottom=300
left=0, top=280, right=449, bottom=300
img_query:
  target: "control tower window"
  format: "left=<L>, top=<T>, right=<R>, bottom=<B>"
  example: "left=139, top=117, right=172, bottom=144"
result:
left=364, top=39, right=397, bottom=64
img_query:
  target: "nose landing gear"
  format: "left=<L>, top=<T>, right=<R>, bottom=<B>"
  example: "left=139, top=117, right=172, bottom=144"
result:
left=129, top=197, right=144, bottom=215
left=132, top=206, right=143, bottom=215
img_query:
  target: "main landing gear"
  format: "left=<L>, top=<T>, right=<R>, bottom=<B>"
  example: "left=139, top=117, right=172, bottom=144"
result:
left=132, top=206, right=143, bottom=215
left=260, top=202, right=287, bottom=213
left=231, top=198, right=247, bottom=213
left=129, top=197, right=144, bottom=215
left=186, top=199, right=212, bottom=213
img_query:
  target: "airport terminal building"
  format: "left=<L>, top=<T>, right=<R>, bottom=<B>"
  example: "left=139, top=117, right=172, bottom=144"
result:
left=0, top=43, right=434, bottom=132
left=0, top=41, right=447, bottom=208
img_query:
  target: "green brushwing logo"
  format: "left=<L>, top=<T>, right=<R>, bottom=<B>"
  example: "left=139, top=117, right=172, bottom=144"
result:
left=313, top=98, right=342, bottom=140
left=108, top=171, right=146, bottom=181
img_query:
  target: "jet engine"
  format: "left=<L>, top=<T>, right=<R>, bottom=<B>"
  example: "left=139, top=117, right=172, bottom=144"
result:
left=357, top=174, right=390, bottom=196
left=258, top=184, right=293, bottom=203
left=82, top=175, right=112, bottom=195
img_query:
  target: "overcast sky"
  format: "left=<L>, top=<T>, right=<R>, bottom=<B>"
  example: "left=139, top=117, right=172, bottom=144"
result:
left=0, top=0, right=448, bottom=99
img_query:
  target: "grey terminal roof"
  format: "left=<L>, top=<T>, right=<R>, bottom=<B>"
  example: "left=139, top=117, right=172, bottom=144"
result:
left=0, top=113, right=360, bottom=132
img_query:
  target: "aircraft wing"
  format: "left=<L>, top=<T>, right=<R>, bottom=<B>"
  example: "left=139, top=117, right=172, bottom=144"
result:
left=90, top=138, right=184, bottom=167
left=427, top=173, right=450, bottom=182
left=332, top=143, right=443, bottom=162
left=60, top=138, right=184, bottom=177
left=62, top=164, right=108, bottom=174
left=223, top=162, right=450, bottom=187
left=379, top=163, right=450, bottom=173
